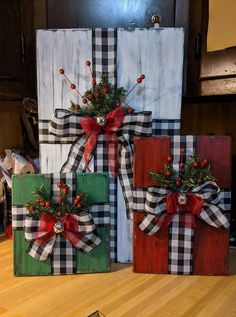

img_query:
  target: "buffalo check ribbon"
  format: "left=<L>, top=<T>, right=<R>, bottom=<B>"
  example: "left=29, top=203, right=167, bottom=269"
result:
left=25, top=212, right=101, bottom=261
left=139, top=181, right=230, bottom=235
left=49, top=109, right=152, bottom=217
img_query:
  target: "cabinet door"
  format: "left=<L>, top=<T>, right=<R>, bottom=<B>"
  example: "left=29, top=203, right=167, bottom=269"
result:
left=0, top=0, right=35, bottom=99
left=47, top=0, right=178, bottom=28
left=187, top=0, right=236, bottom=96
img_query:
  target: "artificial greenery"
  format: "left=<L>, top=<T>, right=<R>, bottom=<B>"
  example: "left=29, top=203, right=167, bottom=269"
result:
left=26, top=182, right=89, bottom=220
left=148, top=155, right=216, bottom=192
left=69, top=74, right=127, bottom=116
left=59, top=62, right=144, bottom=117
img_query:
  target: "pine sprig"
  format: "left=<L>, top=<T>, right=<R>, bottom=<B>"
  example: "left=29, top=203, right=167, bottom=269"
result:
left=148, top=155, right=216, bottom=192
left=26, top=182, right=90, bottom=220
left=59, top=62, right=145, bottom=117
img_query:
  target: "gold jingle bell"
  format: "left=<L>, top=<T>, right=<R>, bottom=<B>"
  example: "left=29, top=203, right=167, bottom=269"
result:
left=53, top=221, right=64, bottom=234
left=96, top=116, right=106, bottom=127
left=177, top=192, right=188, bottom=205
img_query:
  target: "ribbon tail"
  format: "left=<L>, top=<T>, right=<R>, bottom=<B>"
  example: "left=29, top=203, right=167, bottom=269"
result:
left=198, top=203, right=230, bottom=229
left=118, top=135, right=133, bottom=219
left=60, top=134, right=89, bottom=172
left=139, top=214, right=167, bottom=235
left=63, top=231, right=101, bottom=253
left=106, top=134, right=120, bottom=177
left=28, top=234, right=57, bottom=261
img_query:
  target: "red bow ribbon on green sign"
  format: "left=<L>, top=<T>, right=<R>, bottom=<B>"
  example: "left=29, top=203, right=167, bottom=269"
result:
left=24, top=212, right=101, bottom=261
left=34, top=213, right=84, bottom=245
left=80, top=106, right=125, bottom=176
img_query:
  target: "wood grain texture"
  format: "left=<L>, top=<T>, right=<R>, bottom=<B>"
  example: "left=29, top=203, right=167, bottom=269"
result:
left=193, top=136, right=231, bottom=275
left=133, top=136, right=171, bottom=188
left=132, top=136, right=231, bottom=275
left=12, top=173, right=110, bottom=275
left=1, top=237, right=236, bottom=317
left=37, top=29, right=94, bottom=173
left=0, top=101, right=23, bottom=154
left=37, top=28, right=185, bottom=262
left=133, top=212, right=168, bottom=273
left=117, top=28, right=184, bottom=119
left=116, top=28, right=184, bottom=262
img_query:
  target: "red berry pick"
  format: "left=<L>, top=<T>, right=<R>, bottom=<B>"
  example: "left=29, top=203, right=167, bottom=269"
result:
left=86, top=61, right=91, bottom=66
left=70, top=83, right=76, bottom=90
left=193, top=161, right=198, bottom=167
left=102, top=86, right=109, bottom=94
left=59, top=69, right=64, bottom=74
left=167, top=155, right=172, bottom=163
left=57, top=182, right=62, bottom=189
left=179, top=162, right=185, bottom=168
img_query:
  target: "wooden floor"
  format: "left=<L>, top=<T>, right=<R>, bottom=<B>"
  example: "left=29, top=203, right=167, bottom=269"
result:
left=1, top=235, right=236, bottom=317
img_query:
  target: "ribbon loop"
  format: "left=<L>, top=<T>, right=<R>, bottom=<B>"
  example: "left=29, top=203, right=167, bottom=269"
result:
left=139, top=181, right=230, bottom=235
left=49, top=109, right=152, bottom=217
left=24, top=211, right=101, bottom=261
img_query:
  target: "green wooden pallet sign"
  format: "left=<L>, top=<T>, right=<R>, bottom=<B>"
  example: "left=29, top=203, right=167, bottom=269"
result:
left=12, top=173, right=110, bottom=276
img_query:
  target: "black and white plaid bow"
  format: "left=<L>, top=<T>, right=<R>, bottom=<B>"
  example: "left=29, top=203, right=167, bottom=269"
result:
left=139, top=181, right=230, bottom=235
left=49, top=109, right=152, bottom=217
left=25, top=212, right=101, bottom=261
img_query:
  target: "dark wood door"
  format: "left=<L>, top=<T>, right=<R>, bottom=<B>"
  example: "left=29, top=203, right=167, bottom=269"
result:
left=0, top=0, right=35, bottom=99
left=47, top=0, right=176, bottom=28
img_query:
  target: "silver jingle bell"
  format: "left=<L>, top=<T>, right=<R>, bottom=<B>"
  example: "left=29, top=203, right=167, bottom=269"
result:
left=53, top=221, right=64, bottom=234
left=96, top=116, right=106, bottom=127
left=177, top=192, right=188, bottom=205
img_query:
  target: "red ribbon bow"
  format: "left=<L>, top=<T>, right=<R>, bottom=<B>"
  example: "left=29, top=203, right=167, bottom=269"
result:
left=161, top=192, right=204, bottom=228
left=80, top=106, right=125, bottom=176
left=35, top=213, right=84, bottom=247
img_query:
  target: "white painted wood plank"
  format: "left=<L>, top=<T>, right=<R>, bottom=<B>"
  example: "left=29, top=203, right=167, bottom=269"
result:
left=117, top=28, right=184, bottom=119
left=37, top=29, right=92, bottom=120
left=117, top=181, right=132, bottom=263
left=117, top=28, right=184, bottom=262
left=37, top=29, right=92, bottom=173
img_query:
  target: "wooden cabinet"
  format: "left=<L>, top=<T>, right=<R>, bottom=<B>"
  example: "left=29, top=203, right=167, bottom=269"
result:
left=0, top=0, right=35, bottom=99
left=187, top=0, right=236, bottom=96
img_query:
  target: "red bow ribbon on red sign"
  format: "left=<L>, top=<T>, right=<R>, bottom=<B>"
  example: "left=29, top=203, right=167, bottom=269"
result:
left=161, top=192, right=204, bottom=228
left=35, top=213, right=84, bottom=246
left=80, top=106, right=125, bottom=176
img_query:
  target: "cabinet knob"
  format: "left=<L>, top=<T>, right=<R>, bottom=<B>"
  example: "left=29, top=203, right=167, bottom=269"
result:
left=151, top=14, right=161, bottom=27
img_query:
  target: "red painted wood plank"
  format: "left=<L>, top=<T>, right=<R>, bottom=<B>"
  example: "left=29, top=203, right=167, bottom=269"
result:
left=193, top=219, right=229, bottom=275
left=133, top=136, right=171, bottom=188
left=133, top=212, right=169, bottom=273
left=193, top=136, right=231, bottom=275
left=196, top=135, right=231, bottom=188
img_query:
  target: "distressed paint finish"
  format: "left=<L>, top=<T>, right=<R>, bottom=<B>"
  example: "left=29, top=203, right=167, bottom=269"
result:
left=117, top=28, right=184, bottom=262
left=117, top=28, right=184, bottom=118
left=37, top=28, right=185, bottom=262
left=37, top=29, right=92, bottom=172
left=132, top=136, right=231, bottom=275
left=193, top=136, right=231, bottom=275
left=13, top=173, right=110, bottom=275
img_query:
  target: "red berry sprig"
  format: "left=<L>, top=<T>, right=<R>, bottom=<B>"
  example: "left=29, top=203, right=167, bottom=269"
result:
left=122, top=74, right=145, bottom=102
left=58, top=68, right=83, bottom=98
left=148, top=154, right=215, bottom=192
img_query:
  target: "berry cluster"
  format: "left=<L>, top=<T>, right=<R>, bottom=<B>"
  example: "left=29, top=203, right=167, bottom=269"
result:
left=148, top=150, right=215, bottom=192
left=59, top=61, right=145, bottom=117
left=26, top=182, right=89, bottom=220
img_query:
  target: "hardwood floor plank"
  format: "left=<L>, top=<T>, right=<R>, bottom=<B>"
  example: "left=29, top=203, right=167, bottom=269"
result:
left=0, top=238, right=236, bottom=317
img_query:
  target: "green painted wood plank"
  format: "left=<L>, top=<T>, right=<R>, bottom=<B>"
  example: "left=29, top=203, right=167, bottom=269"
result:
left=76, top=173, right=109, bottom=203
left=76, top=227, right=110, bottom=273
left=14, top=231, right=51, bottom=276
left=12, top=174, right=51, bottom=205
